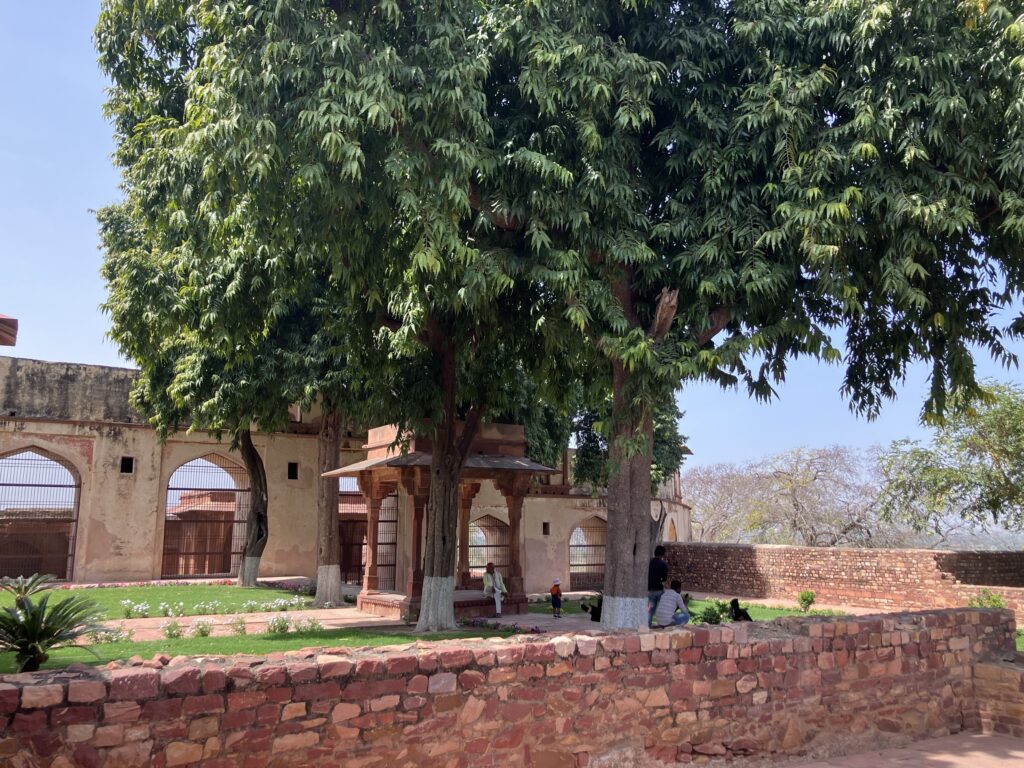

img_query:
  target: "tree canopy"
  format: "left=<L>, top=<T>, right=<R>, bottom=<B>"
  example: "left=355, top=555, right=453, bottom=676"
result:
left=880, top=383, right=1024, bottom=533
left=97, top=0, right=1024, bottom=627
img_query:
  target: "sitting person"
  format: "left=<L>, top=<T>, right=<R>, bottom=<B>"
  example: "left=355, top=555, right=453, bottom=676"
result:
left=729, top=598, right=753, bottom=622
left=482, top=562, right=508, bottom=618
left=652, top=580, right=690, bottom=627
left=580, top=593, right=603, bottom=622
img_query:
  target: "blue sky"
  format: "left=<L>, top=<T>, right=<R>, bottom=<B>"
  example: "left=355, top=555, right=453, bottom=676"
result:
left=1, top=3, right=1021, bottom=469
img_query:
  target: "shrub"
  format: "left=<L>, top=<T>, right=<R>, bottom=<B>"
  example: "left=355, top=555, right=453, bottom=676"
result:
left=343, top=594, right=357, bottom=605
left=158, top=602, right=185, bottom=618
left=967, top=589, right=1007, bottom=609
left=241, top=600, right=260, bottom=614
left=161, top=620, right=183, bottom=640
left=798, top=590, right=816, bottom=613
left=88, top=624, right=134, bottom=644
left=0, top=577, right=104, bottom=672
left=191, top=619, right=214, bottom=638
left=293, top=617, right=324, bottom=633
left=712, top=599, right=730, bottom=615
left=192, top=600, right=223, bottom=615
left=265, top=615, right=291, bottom=634
left=698, top=604, right=722, bottom=625
left=229, top=616, right=248, bottom=635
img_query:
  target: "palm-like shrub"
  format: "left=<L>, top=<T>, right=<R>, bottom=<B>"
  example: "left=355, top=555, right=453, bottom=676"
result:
left=0, top=576, right=105, bottom=672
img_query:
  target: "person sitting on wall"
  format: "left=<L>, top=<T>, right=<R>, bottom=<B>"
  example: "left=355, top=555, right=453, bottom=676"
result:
left=482, top=562, right=508, bottom=618
left=652, top=580, right=690, bottom=628
left=729, top=598, right=753, bottom=622
left=580, top=593, right=603, bottom=622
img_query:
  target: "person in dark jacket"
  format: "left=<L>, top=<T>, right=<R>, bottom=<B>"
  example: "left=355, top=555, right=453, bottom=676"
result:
left=647, top=545, right=668, bottom=626
left=580, top=593, right=603, bottom=622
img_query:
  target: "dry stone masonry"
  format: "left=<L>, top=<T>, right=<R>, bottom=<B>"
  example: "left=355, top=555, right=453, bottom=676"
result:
left=0, top=608, right=1017, bottom=767
left=666, top=543, right=1024, bottom=613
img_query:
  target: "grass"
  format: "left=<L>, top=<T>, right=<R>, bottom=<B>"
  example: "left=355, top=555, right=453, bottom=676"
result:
left=529, top=597, right=816, bottom=622
left=1017, top=630, right=1024, bottom=652
left=0, top=627, right=513, bottom=674
left=0, top=584, right=311, bottom=621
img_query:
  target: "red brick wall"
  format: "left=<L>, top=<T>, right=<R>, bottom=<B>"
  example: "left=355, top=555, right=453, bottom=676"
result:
left=665, top=543, right=1024, bottom=612
left=975, top=657, right=1024, bottom=738
left=0, top=608, right=1015, bottom=767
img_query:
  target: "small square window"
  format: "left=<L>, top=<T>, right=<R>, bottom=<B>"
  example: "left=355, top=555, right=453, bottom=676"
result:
left=287, top=462, right=299, bottom=480
left=542, top=521, right=550, bottom=536
left=119, top=456, right=135, bottom=474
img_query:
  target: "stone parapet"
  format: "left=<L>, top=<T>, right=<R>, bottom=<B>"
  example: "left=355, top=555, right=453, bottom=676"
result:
left=0, top=608, right=1015, bottom=767
left=665, top=542, right=1024, bottom=613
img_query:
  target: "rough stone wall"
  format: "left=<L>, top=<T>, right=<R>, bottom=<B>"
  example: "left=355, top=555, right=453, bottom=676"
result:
left=975, top=658, right=1024, bottom=738
left=0, top=356, right=141, bottom=424
left=0, top=609, right=1014, bottom=768
left=666, top=543, right=1024, bottom=613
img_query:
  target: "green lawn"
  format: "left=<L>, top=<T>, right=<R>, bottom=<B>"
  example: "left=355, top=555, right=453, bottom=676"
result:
left=0, top=627, right=512, bottom=673
left=0, top=584, right=313, bottom=621
left=1017, top=631, right=1024, bottom=652
left=529, top=597, right=814, bottom=622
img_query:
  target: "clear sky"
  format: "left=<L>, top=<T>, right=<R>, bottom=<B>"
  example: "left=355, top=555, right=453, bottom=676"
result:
left=1, top=3, right=1021, bottom=469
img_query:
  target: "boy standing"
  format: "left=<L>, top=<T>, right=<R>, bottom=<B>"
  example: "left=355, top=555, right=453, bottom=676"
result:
left=550, top=579, right=562, bottom=618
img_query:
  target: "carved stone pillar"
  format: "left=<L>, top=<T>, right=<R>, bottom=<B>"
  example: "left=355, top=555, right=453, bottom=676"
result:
left=363, top=495, right=381, bottom=592
left=498, top=474, right=531, bottom=597
left=402, top=469, right=430, bottom=599
left=457, top=483, right=481, bottom=588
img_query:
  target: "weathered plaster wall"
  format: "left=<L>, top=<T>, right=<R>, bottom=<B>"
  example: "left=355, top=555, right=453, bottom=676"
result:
left=0, top=356, right=140, bottom=424
left=0, top=359, right=366, bottom=587
left=0, top=609, right=1014, bottom=767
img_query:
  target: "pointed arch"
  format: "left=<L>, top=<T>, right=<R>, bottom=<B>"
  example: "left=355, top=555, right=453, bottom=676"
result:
left=162, top=453, right=250, bottom=578
left=569, top=515, right=607, bottom=591
left=667, top=519, right=678, bottom=542
left=0, top=446, right=81, bottom=579
left=468, top=514, right=510, bottom=575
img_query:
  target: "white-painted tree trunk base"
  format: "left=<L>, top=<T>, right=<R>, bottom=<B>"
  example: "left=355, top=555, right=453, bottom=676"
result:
left=416, top=575, right=457, bottom=632
left=237, top=557, right=261, bottom=588
left=314, top=565, right=343, bottom=608
left=600, top=596, right=648, bottom=630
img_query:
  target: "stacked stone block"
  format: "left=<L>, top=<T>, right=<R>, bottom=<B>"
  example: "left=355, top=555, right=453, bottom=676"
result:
left=0, top=608, right=1015, bottom=767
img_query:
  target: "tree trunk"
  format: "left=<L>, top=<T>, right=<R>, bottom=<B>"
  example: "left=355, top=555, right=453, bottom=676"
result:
left=237, top=428, right=268, bottom=588
left=601, top=361, right=655, bottom=629
left=315, top=405, right=343, bottom=607
left=416, top=344, right=482, bottom=632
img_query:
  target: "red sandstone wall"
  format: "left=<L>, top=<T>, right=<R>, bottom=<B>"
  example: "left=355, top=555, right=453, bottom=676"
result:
left=665, top=543, right=1024, bottom=613
left=975, top=657, right=1024, bottom=738
left=0, top=609, right=1015, bottom=767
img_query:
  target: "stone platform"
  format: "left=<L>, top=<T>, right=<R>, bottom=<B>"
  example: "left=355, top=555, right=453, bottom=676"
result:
left=356, top=588, right=527, bottom=620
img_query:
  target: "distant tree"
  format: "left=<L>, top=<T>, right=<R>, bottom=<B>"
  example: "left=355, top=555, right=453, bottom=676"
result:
left=682, top=447, right=951, bottom=548
left=880, top=383, right=1024, bottom=535
left=679, top=464, right=761, bottom=544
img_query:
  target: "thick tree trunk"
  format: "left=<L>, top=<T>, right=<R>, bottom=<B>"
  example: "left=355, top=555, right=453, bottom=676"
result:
left=416, top=344, right=482, bottom=632
left=315, top=406, right=343, bottom=607
left=237, top=429, right=268, bottom=588
left=601, top=362, right=655, bottom=629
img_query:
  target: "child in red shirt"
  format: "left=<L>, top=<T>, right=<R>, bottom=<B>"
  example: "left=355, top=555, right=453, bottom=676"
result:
left=550, top=579, right=562, bottom=618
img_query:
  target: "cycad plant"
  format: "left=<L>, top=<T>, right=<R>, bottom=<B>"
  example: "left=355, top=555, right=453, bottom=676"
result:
left=0, top=575, right=105, bottom=672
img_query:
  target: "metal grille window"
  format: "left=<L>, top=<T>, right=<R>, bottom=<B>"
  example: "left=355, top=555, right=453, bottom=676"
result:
left=569, top=516, right=607, bottom=591
left=376, top=495, right=398, bottom=591
left=162, top=455, right=250, bottom=578
left=468, top=515, right=510, bottom=575
left=0, top=449, right=80, bottom=580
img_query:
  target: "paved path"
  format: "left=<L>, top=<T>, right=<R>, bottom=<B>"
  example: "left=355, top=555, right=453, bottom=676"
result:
left=793, top=734, right=1024, bottom=767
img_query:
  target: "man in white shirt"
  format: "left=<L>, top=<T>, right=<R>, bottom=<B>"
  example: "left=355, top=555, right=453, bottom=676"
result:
left=653, top=580, right=690, bottom=627
left=482, top=562, right=507, bottom=617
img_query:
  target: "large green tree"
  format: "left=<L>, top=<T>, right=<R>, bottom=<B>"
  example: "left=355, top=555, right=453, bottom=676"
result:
left=880, top=382, right=1024, bottom=533
left=470, top=0, right=1024, bottom=625
left=95, top=0, right=570, bottom=630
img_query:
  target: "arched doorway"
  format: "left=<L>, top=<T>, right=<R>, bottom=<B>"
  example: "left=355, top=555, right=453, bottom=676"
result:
left=569, top=516, right=607, bottom=591
left=666, top=519, right=678, bottom=542
left=468, top=515, right=510, bottom=576
left=162, top=454, right=250, bottom=578
left=0, top=448, right=80, bottom=579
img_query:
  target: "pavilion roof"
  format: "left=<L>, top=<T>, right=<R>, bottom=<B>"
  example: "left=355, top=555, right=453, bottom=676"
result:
left=0, top=315, right=17, bottom=346
left=323, top=451, right=557, bottom=478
